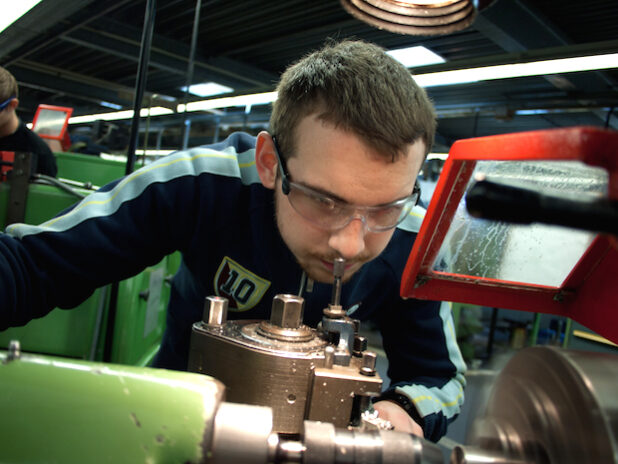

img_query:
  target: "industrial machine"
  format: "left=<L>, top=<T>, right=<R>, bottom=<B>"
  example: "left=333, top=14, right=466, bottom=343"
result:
left=188, top=259, right=385, bottom=435
left=1, top=259, right=447, bottom=463
left=1, top=127, right=617, bottom=463
left=0, top=339, right=443, bottom=464
left=2, top=296, right=617, bottom=463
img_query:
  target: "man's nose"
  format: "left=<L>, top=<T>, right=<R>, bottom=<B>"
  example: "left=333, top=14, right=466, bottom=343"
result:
left=327, top=216, right=367, bottom=260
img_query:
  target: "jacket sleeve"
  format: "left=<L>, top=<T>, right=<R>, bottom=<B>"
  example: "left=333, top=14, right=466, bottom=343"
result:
left=0, top=146, right=234, bottom=330
left=375, top=298, right=467, bottom=442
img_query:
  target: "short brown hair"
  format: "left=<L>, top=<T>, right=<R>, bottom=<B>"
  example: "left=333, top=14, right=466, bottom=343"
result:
left=270, top=40, right=436, bottom=160
left=0, top=66, right=18, bottom=102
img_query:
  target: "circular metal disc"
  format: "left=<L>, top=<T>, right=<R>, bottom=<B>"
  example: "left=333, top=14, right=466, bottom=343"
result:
left=469, top=347, right=618, bottom=463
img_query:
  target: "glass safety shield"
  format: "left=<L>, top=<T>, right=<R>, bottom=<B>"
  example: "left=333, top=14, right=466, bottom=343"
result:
left=401, top=126, right=618, bottom=344
left=31, top=104, right=73, bottom=151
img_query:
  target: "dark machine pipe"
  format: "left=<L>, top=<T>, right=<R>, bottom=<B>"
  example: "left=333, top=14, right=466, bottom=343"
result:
left=105, top=0, right=157, bottom=362
left=125, top=0, right=157, bottom=176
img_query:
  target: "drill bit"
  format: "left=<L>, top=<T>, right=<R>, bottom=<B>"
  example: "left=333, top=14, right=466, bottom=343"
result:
left=330, top=257, right=345, bottom=307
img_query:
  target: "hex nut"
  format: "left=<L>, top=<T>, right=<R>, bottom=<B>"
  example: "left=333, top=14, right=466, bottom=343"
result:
left=270, top=294, right=305, bottom=328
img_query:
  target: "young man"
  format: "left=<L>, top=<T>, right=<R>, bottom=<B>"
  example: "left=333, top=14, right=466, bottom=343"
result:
left=0, top=41, right=465, bottom=441
left=0, top=66, right=58, bottom=177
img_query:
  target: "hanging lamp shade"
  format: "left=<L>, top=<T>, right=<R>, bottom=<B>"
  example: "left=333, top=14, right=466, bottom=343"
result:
left=340, top=0, right=495, bottom=35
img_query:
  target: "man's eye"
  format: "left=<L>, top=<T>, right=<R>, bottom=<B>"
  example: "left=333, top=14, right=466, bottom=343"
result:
left=372, top=205, right=403, bottom=221
left=310, top=194, right=336, bottom=210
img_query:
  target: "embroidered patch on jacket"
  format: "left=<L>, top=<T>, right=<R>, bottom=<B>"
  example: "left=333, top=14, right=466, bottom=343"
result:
left=214, top=256, right=271, bottom=311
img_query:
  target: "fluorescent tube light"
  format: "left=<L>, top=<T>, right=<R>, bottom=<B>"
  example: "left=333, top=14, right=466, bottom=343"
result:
left=69, top=106, right=174, bottom=124
left=0, top=0, right=42, bottom=33
left=179, top=91, right=278, bottom=113
left=68, top=52, right=618, bottom=124
left=414, top=53, right=618, bottom=87
left=181, top=82, right=234, bottom=97
left=387, top=46, right=445, bottom=68
left=515, top=109, right=550, bottom=116
left=180, top=53, right=618, bottom=112
left=99, top=101, right=123, bottom=110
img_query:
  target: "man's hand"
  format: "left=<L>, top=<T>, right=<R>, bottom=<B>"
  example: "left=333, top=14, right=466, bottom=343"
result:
left=373, top=400, right=424, bottom=437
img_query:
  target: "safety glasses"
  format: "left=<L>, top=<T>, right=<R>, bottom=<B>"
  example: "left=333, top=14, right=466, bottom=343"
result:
left=272, top=136, right=420, bottom=232
left=0, top=97, right=15, bottom=111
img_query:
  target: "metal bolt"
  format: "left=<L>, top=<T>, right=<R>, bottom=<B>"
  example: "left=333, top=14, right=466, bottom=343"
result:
left=353, top=335, right=367, bottom=356
left=204, top=296, right=228, bottom=325
left=270, top=294, right=304, bottom=329
left=324, top=345, right=335, bottom=369
left=360, top=351, right=377, bottom=376
left=323, top=304, right=346, bottom=319
left=350, top=392, right=375, bottom=427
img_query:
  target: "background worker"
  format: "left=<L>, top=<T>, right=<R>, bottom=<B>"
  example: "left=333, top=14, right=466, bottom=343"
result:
left=0, top=66, right=58, bottom=177
left=0, top=40, right=465, bottom=441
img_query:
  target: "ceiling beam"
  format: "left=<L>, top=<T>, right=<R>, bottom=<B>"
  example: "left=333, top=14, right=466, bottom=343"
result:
left=0, top=0, right=96, bottom=61
left=9, top=60, right=176, bottom=111
left=65, top=17, right=278, bottom=89
left=10, top=65, right=131, bottom=107
left=0, top=0, right=132, bottom=65
left=474, top=0, right=617, bottom=125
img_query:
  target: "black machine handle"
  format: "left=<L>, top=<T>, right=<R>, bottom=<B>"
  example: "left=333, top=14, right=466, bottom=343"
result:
left=466, top=179, right=618, bottom=236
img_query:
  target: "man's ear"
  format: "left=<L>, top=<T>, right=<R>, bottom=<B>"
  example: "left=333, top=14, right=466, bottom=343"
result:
left=8, top=99, right=18, bottom=112
left=255, top=131, right=278, bottom=189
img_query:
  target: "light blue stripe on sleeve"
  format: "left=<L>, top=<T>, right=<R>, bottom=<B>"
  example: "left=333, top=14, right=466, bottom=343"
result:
left=7, top=146, right=259, bottom=239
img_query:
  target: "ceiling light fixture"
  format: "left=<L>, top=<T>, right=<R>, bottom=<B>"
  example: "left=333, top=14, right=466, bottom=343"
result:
left=0, top=0, right=42, bottom=33
left=180, top=82, right=234, bottom=97
left=99, top=101, right=124, bottom=110
left=339, top=0, right=496, bottom=36
left=413, top=52, right=618, bottom=87
left=387, top=45, right=445, bottom=67
left=178, top=91, right=278, bottom=113
left=69, top=107, right=174, bottom=124
left=68, top=52, right=618, bottom=125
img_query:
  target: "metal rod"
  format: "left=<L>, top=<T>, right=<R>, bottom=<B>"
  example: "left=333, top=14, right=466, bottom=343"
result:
left=141, top=96, right=153, bottom=168
left=182, top=0, right=203, bottom=150
left=88, top=285, right=108, bottom=361
left=331, top=258, right=345, bottom=307
left=213, top=116, right=221, bottom=143
left=108, top=0, right=157, bottom=358
left=125, top=0, right=157, bottom=175
left=182, top=119, right=192, bottom=150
